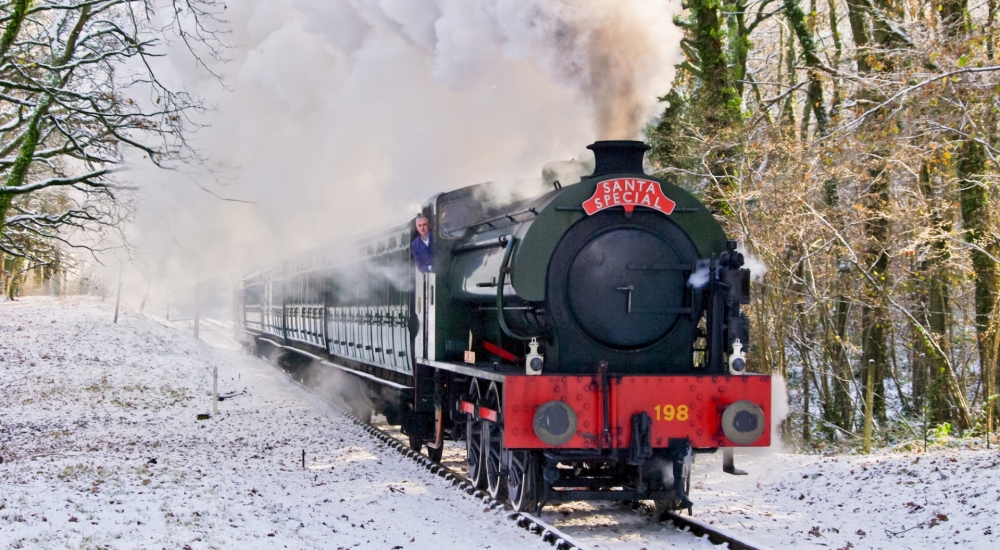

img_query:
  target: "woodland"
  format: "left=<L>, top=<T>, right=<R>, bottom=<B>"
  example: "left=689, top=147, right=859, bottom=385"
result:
left=649, top=0, right=1000, bottom=449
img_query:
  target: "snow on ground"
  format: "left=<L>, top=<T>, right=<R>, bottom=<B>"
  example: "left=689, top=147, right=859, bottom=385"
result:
left=684, top=445, right=999, bottom=549
left=2, top=296, right=998, bottom=550
left=533, top=446, right=999, bottom=550
left=0, top=297, right=543, bottom=549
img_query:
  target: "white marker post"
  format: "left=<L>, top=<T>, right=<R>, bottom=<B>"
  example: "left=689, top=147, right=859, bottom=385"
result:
left=212, top=366, right=218, bottom=415
left=193, top=277, right=201, bottom=340
left=113, top=265, right=123, bottom=324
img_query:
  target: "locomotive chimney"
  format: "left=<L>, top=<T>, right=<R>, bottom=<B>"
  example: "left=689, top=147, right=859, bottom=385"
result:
left=587, top=140, right=649, bottom=177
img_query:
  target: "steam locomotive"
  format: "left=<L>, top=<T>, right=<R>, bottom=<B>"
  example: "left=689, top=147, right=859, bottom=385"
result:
left=235, top=141, right=771, bottom=513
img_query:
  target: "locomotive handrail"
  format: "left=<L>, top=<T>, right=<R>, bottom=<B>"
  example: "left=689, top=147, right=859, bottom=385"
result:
left=451, top=235, right=509, bottom=253
left=497, top=236, right=535, bottom=341
left=454, top=207, right=540, bottom=235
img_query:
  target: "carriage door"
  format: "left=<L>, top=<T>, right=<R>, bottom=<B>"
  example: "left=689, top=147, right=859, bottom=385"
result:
left=413, top=203, right=436, bottom=361
left=417, top=272, right=435, bottom=360
left=415, top=271, right=435, bottom=361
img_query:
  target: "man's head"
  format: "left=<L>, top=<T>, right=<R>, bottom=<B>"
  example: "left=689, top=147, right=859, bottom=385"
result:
left=415, top=215, right=431, bottom=238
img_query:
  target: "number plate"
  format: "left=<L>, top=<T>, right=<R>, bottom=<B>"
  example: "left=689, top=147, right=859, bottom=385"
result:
left=653, top=404, right=690, bottom=422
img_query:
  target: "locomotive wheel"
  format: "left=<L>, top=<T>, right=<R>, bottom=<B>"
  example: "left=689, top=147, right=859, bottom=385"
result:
left=465, top=381, right=487, bottom=489
left=483, top=382, right=507, bottom=501
left=408, top=434, right=422, bottom=453
left=507, top=450, right=539, bottom=513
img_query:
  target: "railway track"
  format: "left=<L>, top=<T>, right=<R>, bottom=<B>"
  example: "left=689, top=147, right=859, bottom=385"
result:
left=256, top=347, right=769, bottom=550
left=662, top=511, right=770, bottom=550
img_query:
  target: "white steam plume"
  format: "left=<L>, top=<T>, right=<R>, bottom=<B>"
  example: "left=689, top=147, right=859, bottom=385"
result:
left=105, top=0, right=683, bottom=306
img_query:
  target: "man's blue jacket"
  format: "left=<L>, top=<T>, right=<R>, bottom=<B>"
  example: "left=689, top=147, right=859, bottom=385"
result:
left=411, top=236, right=433, bottom=273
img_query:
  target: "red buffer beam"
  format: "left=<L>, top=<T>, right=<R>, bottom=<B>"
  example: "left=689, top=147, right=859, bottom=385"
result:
left=503, top=374, right=772, bottom=450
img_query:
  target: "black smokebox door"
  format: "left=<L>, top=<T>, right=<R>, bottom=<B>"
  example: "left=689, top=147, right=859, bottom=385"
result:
left=566, top=226, right=685, bottom=348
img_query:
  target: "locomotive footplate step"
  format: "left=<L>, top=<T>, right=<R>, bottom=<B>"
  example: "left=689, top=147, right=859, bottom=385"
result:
left=722, top=448, right=748, bottom=475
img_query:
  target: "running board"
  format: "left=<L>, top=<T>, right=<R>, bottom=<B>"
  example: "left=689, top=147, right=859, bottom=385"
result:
left=258, top=337, right=413, bottom=391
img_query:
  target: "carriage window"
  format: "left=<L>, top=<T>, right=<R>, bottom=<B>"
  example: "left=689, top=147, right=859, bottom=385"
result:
left=245, top=286, right=263, bottom=304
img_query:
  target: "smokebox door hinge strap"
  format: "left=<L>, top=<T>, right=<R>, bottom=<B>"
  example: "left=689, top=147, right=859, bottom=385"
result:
left=626, top=411, right=653, bottom=466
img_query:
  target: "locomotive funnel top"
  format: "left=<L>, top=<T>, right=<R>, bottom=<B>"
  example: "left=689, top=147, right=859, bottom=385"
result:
left=587, top=140, right=649, bottom=177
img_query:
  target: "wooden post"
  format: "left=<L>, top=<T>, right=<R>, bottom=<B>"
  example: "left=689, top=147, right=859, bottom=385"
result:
left=139, top=281, right=151, bottom=313
left=212, top=366, right=218, bottom=415
left=987, top=392, right=994, bottom=450
left=113, top=265, right=123, bottom=324
left=863, top=359, right=875, bottom=453
left=923, top=399, right=929, bottom=450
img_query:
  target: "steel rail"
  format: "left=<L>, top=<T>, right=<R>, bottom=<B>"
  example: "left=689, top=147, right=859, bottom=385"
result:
left=662, top=511, right=773, bottom=550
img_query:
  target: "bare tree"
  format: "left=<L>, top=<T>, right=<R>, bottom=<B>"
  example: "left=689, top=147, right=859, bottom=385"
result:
left=0, top=0, right=227, bottom=263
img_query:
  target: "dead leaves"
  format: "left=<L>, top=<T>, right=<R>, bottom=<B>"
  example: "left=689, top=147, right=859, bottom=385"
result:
left=928, top=513, right=949, bottom=528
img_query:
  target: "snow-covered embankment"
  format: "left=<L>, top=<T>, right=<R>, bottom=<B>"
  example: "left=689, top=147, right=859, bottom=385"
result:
left=0, top=296, right=539, bottom=549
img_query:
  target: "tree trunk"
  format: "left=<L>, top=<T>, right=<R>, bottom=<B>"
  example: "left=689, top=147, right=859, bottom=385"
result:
left=782, top=25, right=797, bottom=134
left=847, top=0, right=902, bottom=433
left=7, top=256, right=23, bottom=300
left=958, top=140, right=1000, bottom=430
left=939, top=0, right=970, bottom=34
left=860, top=158, right=891, bottom=426
left=728, top=0, right=750, bottom=99
left=989, top=0, right=997, bottom=59
left=826, top=275, right=853, bottom=432
left=792, top=251, right=813, bottom=442
left=689, top=0, right=742, bottom=129
left=0, top=249, right=6, bottom=298
left=911, top=254, right=930, bottom=414
left=687, top=0, right=743, bottom=212
left=0, top=0, right=31, bottom=57
left=844, top=0, right=872, bottom=73
left=784, top=0, right=829, bottom=137
left=914, top=161, right=959, bottom=425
